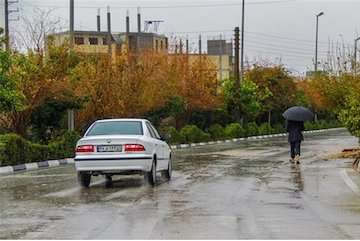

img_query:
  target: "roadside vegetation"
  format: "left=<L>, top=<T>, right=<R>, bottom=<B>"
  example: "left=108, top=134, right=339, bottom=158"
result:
left=0, top=26, right=345, bottom=166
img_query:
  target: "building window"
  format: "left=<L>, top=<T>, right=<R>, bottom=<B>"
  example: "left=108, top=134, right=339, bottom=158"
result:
left=74, top=37, right=84, bottom=45
left=89, top=37, right=98, bottom=45
left=103, top=37, right=108, bottom=45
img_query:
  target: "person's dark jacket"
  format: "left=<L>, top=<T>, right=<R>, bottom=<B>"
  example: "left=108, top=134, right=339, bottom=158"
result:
left=286, top=120, right=304, bottom=143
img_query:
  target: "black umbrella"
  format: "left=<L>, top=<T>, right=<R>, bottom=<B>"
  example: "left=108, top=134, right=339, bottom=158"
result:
left=283, top=106, right=314, bottom=122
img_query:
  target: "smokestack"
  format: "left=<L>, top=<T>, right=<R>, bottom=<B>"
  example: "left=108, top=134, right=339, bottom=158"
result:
left=199, top=34, right=202, bottom=55
left=107, top=6, right=111, bottom=54
left=126, top=9, right=130, bottom=33
left=107, top=6, right=111, bottom=33
left=137, top=7, right=141, bottom=33
left=97, top=8, right=101, bottom=32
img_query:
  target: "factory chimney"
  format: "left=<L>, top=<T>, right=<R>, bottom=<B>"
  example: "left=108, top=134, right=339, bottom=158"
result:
left=137, top=7, right=141, bottom=33
left=126, top=10, right=130, bottom=33
left=97, top=8, right=101, bottom=32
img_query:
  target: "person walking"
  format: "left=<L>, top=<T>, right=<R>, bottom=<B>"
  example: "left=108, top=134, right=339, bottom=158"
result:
left=286, top=120, right=304, bottom=164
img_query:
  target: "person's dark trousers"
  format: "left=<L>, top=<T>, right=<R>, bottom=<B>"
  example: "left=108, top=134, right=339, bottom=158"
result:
left=290, top=141, right=301, bottom=159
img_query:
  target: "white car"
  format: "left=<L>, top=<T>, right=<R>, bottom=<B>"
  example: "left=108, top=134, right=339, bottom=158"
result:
left=74, top=119, right=172, bottom=187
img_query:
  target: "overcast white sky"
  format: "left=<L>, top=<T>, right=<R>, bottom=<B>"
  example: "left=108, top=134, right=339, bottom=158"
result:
left=1, top=0, right=360, bottom=74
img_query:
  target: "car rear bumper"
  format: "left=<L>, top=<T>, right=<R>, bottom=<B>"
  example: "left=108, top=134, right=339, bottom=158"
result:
left=75, top=155, right=153, bottom=172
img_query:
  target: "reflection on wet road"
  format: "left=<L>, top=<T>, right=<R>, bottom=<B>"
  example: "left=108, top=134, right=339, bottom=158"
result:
left=1, top=130, right=360, bottom=239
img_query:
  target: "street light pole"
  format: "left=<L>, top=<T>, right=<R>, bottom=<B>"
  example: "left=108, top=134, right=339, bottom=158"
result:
left=315, top=11, right=324, bottom=72
left=354, top=37, right=360, bottom=76
left=240, top=0, right=245, bottom=84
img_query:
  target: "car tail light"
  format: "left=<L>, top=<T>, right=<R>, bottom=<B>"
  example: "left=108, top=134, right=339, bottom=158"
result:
left=124, top=144, right=145, bottom=152
left=76, top=145, right=95, bottom=153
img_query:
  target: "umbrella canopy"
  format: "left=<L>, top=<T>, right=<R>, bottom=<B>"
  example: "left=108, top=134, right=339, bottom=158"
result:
left=283, top=106, right=314, bottom=122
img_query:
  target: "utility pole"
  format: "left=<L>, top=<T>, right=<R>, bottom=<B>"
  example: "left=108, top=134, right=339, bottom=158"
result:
left=69, top=0, right=74, bottom=47
left=315, top=11, right=324, bottom=72
left=234, top=27, right=241, bottom=122
left=240, top=0, right=245, bottom=83
left=234, top=27, right=240, bottom=89
left=354, top=37, right=360, bottom=76
left=186, top=38, right=189, bottom=54
left=68, top=0, right=75, bottom=131
left=4, top=0, right=9, bottom=50
left=179, top=39, right=183, bottom=54
left=219, top=34, right=223, bottom=81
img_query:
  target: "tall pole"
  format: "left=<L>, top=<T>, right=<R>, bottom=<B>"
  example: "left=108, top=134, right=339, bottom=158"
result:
left=179, top=39, right=183, bottom=54
left=69, top=0, right=74, bottom=47
left=354, top=37, right=360, bottom=76
left=240, top=0, right=245, bottom=83
left=68, top=0, right=75, bottom=131
left=4, top=0, right=9, bottom=50
left=219, top=34, right=223, bottom=81
left=315, top=11, right=324, bottom=72
left=234, top=27, right=241, bottom=122
left=186, top=38, right=189, bottom=54
left=234, top=27, right=240, bottom=89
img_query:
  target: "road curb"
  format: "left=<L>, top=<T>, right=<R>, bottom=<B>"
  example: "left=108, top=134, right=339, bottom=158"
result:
left=170, top=127, right=345, bottom=150
left=0, top=127, right=344, bottom=176
left=0, top=158, right=74, bottom=176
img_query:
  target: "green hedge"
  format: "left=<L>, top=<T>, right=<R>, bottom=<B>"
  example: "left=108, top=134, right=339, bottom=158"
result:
left=0, top=131, right=80, bottom=167
left=224, top=123, right=245, bottom=138
left=162, top=120, right=339, bottom=144
left=304, top=120, right=340, bottom=131
left=180, top=125, right=211, bottom=143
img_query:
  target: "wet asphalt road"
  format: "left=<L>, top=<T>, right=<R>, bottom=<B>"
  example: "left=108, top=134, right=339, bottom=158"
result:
left=1, top=129, right=360, bottom=239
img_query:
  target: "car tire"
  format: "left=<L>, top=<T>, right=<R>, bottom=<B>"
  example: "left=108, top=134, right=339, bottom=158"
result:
left=162, top=156, right=172, bottom=181
left=146, top=160, right=157, bottom=186
left=78, top=172, right=91, bottom=188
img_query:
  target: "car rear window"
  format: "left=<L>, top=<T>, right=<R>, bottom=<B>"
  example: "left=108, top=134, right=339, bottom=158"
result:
left=86, top=121, right=143, bottom=136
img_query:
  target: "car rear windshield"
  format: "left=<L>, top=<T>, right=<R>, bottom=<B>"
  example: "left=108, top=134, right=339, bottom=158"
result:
left=86, top=121, right=143, bottom=136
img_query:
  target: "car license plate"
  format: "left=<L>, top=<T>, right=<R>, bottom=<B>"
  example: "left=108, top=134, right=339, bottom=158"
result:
left=97, top=145, right=122, bottom=152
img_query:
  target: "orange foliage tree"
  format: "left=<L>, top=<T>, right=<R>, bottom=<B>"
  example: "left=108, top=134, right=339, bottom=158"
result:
left=71, top=51, right=220, bottom=130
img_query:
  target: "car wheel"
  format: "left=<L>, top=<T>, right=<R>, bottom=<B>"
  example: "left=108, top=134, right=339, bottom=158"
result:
left=146, top=160, right=157, bottom=186
left=78, top=172, right=91, bottom=188
left=162, top=156, right=172, bottom=181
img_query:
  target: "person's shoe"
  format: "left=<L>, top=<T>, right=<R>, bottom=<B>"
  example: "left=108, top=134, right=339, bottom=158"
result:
left=295, top=155, right=300, bottom=164
left=289, top=158, right=295, bottom=163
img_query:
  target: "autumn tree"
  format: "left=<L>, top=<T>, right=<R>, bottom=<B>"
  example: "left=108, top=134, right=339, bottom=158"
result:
left=246, top=65, right=299, bottom=124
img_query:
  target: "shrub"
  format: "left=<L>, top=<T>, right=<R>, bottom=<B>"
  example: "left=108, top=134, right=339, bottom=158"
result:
left=208, top=124, right=226, bottom=140
left=0, top=131, right=80, bottom=167
left=180, top=125, right=211, bottom=143
left=245, top=122, right=259, bottom=137
left=273, top=123, right=285, bottom=133
left=258, top=123, right=274, bottom=135
left=164, top=127, right=185, bottom=144
left=224, top=123, right=245, bottom=138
